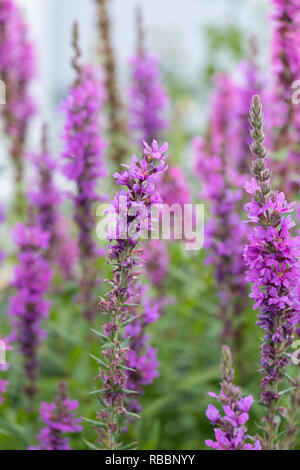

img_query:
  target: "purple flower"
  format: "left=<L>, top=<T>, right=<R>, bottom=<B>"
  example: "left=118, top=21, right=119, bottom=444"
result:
left=128, top=9, right=167, bottom=145
left=61, top=24, right=107, bottom=321
left=9, top=223, right=52, bottom=398
left=0, top=0, right=36, bottom=185
left=205, top=346, right=261, bottom=451
left=30, top=381, right=82, bottom=450
left=244, top=95, right=300, bottom=449
left=94, top=140, right=168, bottom=449
left=193, top=76, right=249, bottom=348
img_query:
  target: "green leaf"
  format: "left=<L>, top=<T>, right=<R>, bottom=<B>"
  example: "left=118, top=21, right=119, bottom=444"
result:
left=121, top=315, right=140, bottom=328
left=82, top=417, right=107, bottom=429
left=90, top=329, right=108, bottom=342
left=89, top=388, right=108, bottom=395
left=89, top=354, right=109, bottom=369
left=83, top=439, right=101, bottom=450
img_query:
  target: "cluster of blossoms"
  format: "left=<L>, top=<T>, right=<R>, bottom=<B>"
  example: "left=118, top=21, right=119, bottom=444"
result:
left=128, top=8, right=167, bottom=145
left=270, top=0, right=300, bottom=148
left=0, top=335, right=11, bottom=405
left=9, top=224, right=52, bottom=398
left=268, top=0, right=300, bottom=197
left=0, top=0, right=36, bottom=185
left=95, top=0, right=127, bottom=168
left=61, top=24, right=107, bottom=321
left=194, top=75, right=248, bottom=348
left=93, top=140, right=168, bottom=450
left=129, top=52, right=168, bottom=144
left=244, top=95, right=300, bottom=449
left=28, top=126, right=78, bottom=280
left=30, top=382, right=82, bottom=450
left=206, top=345, right=261, bottom=450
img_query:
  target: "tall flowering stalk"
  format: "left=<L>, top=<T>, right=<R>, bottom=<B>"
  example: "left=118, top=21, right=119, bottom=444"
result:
left=89, top=140, right=168, bottom=450
left=9, top=224, right=52, bottom=399
left=29, top=125, right=78, bottom=279
left=232, top=56, right=262, bottom=178
left=30, top=381, right=82, bottom=450
left=194, top=76, right=248, bottom=349
left=244, top=95, right=300, bottom=449
left=270, top=0, right=300, bottom=149
left=205, top=345, right=261, bottom=450
left=128, top=7, right=168, bottom=145
left=0, top=0, right=35, bottom=187
left=95, top=0, right=127, bottom=168
left=28, top=125, right=60, bottom=257
left=61, top=24, right=107, bottom=321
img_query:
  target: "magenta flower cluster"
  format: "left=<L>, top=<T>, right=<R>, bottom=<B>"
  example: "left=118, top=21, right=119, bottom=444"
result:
left=0, top=0, right=36, bottom=181
left=30, top=382, right=82, bottom=450
left=206, top=346, right=261, bottom=450
left=61, top=65, right=107, bottom=259
left=193, top=77, right=248, bottom=345
left=28, top=129, right=78, bottom=279
left=95, top=140, right=168, bottom=449
left=244, top=96, right=300, bottom=447
left=9, top=224, right=52, bottom=398
left=129, top=52, right=168, bottom=145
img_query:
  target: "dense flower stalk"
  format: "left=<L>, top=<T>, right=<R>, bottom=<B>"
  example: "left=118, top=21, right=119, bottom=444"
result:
left=205, top=345, right=261, bottom=450
left=92, top=140, right=168, bottom=450
left=232, top=58, right=262, bottom=177
left=0, top=335, right=11, bottom=404
left=29, top=125, right=78, bottom=279
left=244, top=95, right=300, bottom=449
left=270, top=0, right=300, bottom=149
left=61, top=24, right=106, bottom=321
left=9, top=223, right=52, bottom=398
left=95, top=0, right=127, bottom=168
left=0, top=0, right=35, bottom=185
left=30, top=381, right=82, bottom=450
left=128, top=7, right=168, bottom=145
left=194, top=76, right=248, bottom=349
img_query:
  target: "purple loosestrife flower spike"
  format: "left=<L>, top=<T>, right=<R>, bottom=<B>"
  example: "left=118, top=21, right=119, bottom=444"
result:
left=9, top=223, right=52, bottom=399
left=91, top=140, right=168, bottom=450
left=268, top=0, right=300, bottom=197
left=29, top=381, right=82, bottom=450
left=270, top=0, right=300, bottom=149
left=194, top=76, right=249, bottom=351
left=61, top=23, right=107, bottom=322
left=205, top=346, right=261, bottom=450
left=128, top=7, right=168, bottom=145
left=95, top=0, right=127, bottom=168
left=0, top=0, right=36, bottom=188
left=244, top=95, right=300, bottom=449
left=28, top=125, right=78, bottom=279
